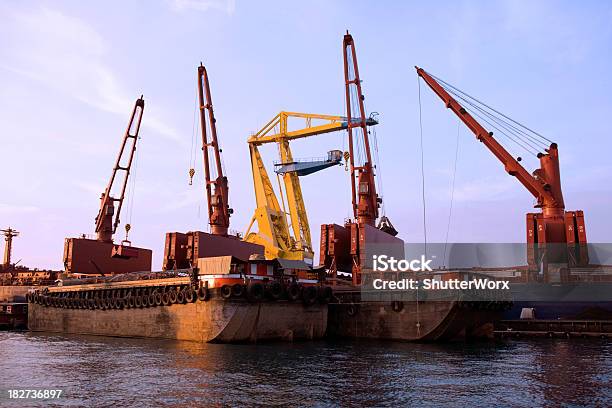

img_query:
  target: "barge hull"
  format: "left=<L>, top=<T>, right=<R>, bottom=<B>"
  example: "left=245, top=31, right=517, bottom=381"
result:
left=327, top=301, right=503, bottom=341
left=28, top=300, right=326, bottom=343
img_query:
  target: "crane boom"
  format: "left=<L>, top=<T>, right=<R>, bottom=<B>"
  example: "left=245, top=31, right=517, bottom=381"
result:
left=95, top=97, right=144, bottom=242
left=415, top=66, right=588, bottom=267
left=245, top=111, right=376, bottom=262
left=343, top=32, right=380, bottom=225
left=197, top=64, right=231, bottom=235
left=415, top=67, right=564, bottom=214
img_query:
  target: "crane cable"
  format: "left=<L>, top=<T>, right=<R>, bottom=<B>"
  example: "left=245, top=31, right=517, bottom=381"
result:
left=417, top=77, right=427, bottom=257
left=430, top=72, right=553, bottom=145
left=188, top=89, right=198, bottom=184
left=363, top=95, right=384, bottom=215
left=427, top=71, right=553, bottom=160
left=347, top=49, right=366, bottom=166
left=125, top=132, right=140, bottom=240
left=443, top=122, right=460, bottom=268
left=346, top=47, right=386, bottom=217
left=370, top=122, right=385, bottom=216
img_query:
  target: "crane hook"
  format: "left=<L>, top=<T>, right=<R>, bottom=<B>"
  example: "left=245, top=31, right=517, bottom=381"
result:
left=189, top=168, right=195, bottom=185
left=123, top=223, right=132, bottom=246
left=343, top=151, right=350, bottom=171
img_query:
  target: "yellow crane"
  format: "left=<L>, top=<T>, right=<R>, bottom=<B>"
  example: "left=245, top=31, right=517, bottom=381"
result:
left=244, top=111, right=377, bottom=263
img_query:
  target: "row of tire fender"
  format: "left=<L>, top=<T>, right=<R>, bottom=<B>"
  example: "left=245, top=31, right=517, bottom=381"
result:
left=341, top=300, right=509, bottom=317
left=26, top=285, right=210, bottom=309
left=219, top=282, right=333, bottom=304
left=343, top=301, right=396, bottom=317
left=457, top=300, right=513, bottom=311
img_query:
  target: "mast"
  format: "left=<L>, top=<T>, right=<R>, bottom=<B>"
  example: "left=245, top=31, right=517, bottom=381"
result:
left=343, top=32, right=380, bottom=225
left=1, top=228, right=19, bottom=269
left=197, top=64, right=231, bottom=235
left=95, top=97, right=145, bottom=242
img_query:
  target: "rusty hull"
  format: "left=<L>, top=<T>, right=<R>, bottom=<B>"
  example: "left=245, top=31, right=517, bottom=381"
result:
left=327, top=300, right=502, bottom=341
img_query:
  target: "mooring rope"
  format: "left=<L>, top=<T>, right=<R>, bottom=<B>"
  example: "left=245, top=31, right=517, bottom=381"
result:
left=417, top=77, right=427, bottom=258
left=443, top=122, right=460, bottom=267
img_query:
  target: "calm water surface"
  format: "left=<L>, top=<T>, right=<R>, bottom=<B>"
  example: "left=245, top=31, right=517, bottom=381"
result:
left=0, top=332, right=610, bottom=407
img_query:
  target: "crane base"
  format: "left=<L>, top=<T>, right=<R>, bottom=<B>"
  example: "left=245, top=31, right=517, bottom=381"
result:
left=64, top=237, right=152, bottom=275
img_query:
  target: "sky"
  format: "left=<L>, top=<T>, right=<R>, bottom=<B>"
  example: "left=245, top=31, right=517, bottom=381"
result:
left=1, top=0, right=611, bottom=270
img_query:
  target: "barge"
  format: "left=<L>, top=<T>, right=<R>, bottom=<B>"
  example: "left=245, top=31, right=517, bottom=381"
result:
left=327, top=270, right=511, bottom=341
left=28, top=257, right=329, bottom=343
left=495, top=319, right=612, bottom=339
left=0, top=302, right=28, bottom=330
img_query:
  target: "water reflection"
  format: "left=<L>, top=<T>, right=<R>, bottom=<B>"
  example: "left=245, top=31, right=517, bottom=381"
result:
left=0, top=332, right=610, bottom=407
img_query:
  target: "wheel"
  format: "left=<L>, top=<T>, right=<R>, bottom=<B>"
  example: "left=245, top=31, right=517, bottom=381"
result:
left=287, top=283, right=300, bottom=301
left=346, top=304, right=358, bottom=316
left=197, top=286, right=209, bottom=301
left=247, top=282, right=265, bottom=302
left=220, top=285, right=232, bottom=300
left=185, top=289, right=196, bottom=303
left=391, top=300, right=403, bottom=312
left=134, top=295, right=143, bottom=308
left=266, top=281, right=282, bottom=300
left=318, top=286, right=333, bottom=303
left=231, top=284, right=245, bottom=298
left=302, top=286, right=317, bottom=306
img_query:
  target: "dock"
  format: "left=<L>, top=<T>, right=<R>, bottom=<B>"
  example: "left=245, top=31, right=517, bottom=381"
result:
left=495, top=319, right=612, bottom=339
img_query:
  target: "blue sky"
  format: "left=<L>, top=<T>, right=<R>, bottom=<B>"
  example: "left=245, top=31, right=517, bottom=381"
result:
left=1, top=0, right=611, bottom=270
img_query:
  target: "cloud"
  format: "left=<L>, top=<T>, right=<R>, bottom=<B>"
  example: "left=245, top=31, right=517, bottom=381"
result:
left=451, top=176, right=527, bottom=203
left=73, top=181, right=105, bottom=196
left=0, top=6, right=179, bottom=140
left=447, top=1, right=480, bottom=76
left=0, top=204, right=40, bottom=215
left=168, top=0, right=236, bottom=14
left=500, top=0, right=595, bottom=64
left=154, top=188, right=203, bottom=214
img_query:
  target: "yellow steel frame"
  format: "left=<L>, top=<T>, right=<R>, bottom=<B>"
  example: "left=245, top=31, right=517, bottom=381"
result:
left=244, top=112, right=348, bottom=262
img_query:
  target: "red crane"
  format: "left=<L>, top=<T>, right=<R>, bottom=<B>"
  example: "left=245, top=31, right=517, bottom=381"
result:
left=319, top=32, right=402, bottom=286
left=162, top=64, right=264, bottom=270
left=416, top=67, right=587, bottom=266
left=95, top=96, right=145, bottom=243
left=343, top=32, right=380, bottom=226
left=65, top=96, right=152, bottom=275
left=197, top=63, right=231, bottom=235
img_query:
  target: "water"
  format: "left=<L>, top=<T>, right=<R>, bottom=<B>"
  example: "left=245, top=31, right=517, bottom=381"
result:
left=0, top=332, right=610, bottom=407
